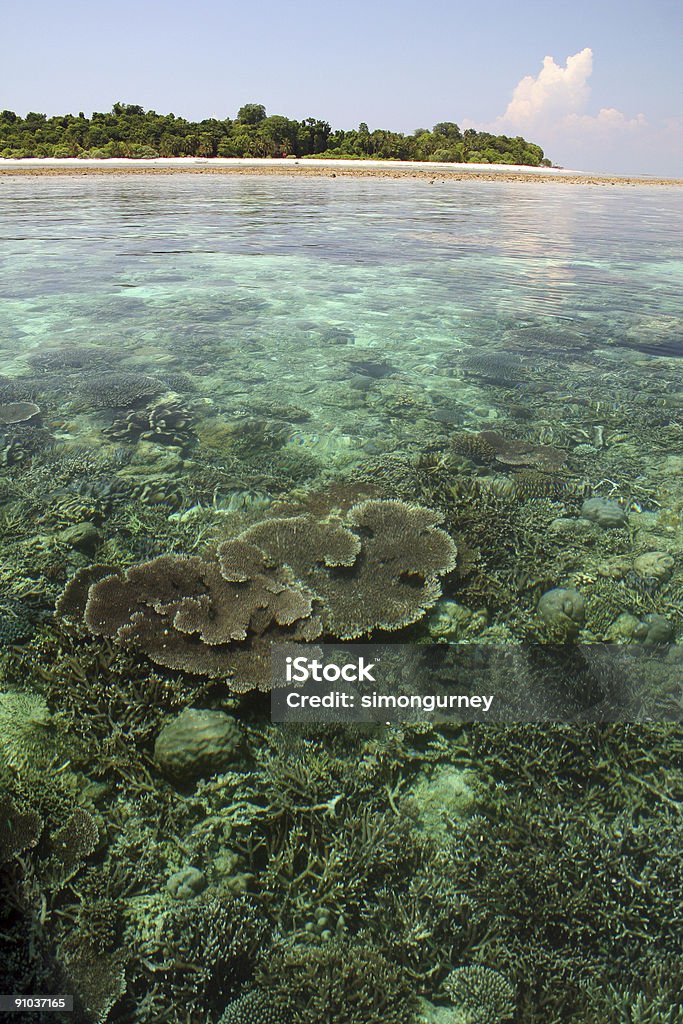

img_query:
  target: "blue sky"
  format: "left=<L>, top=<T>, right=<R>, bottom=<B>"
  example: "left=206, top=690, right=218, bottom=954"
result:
left=2, top=0, right=681, bottom=174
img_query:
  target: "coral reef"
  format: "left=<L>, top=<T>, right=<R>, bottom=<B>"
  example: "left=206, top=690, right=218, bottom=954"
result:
left=2, top=172, right=683, bottom=1024
left=103, top=398, right=196, bottom=448
left=218, top=990, right=291, bottom=1024
left=442, top=965, right=516, bottom=1024
left=76, top=371, right=164, bottom=409
left=153, top=707, right=244, bottom=782
left=0, top=401, right=41, bottom=425
left=56, top=500, right=456, bottom=686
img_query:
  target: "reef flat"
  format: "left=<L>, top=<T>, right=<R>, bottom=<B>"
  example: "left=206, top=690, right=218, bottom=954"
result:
left=1, top=157, right=682, bottom=186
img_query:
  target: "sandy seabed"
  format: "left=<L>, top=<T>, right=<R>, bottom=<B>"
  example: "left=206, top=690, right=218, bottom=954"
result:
left=0, top=156, right=680, bottom=186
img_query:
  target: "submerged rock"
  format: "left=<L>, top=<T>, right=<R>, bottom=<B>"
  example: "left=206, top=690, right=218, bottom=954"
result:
left=605, top=612, right=674, bottom=645
left=57, top=521, right=103, bottom=556
left=167, top=866, right=207, bottom=900
left=581, top=497, right=628, bottom=529
left=537, top=587, right=586, bottom=638
left=638, top=614, right=674, bottom=645
left=633, top=551, right=675, bottom=581
left=154, top=708, right=243, bottom=783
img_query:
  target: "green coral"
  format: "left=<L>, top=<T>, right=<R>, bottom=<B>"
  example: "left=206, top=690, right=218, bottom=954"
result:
left=443, top=965, right=515, bottom=1024
left=256, top=936, right=416, bottom=1024
left=219, top=990, right=291, bottom=1024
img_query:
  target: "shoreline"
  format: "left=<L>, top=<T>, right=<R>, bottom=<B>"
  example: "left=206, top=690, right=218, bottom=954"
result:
left=0, top=157, right=680, bottom=186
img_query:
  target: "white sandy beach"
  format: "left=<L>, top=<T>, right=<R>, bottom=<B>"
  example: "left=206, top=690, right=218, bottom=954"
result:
left=0, top=156, right=680, bottom=186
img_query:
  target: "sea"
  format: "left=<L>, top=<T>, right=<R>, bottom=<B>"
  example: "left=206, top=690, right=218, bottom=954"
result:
left=0, top=172, right=681, bottom=1024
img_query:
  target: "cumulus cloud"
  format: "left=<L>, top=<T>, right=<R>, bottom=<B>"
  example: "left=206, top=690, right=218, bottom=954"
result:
left=490, top=48, right=646, bottom=137
left=501, top=48, right=594, bottom=127
left=472, top=48, right=652, bottom=171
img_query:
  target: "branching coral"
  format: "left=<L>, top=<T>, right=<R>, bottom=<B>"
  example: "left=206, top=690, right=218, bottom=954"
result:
left=218, top=990, right=292, bottom=1024
left=255, top=935, right=416, bottom=1024
left=0, top=795, right=42, bottom=864
left=442, top=965, right=516, bottom=1024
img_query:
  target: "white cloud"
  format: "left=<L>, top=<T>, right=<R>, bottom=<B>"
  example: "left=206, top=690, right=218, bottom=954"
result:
left=564, top=107, right=647, bottom=132
left=501, top=48, right=594, bottom=128
left=489, top=48, right=647, bottom=137
left=470, top=48, right=655, bottom=172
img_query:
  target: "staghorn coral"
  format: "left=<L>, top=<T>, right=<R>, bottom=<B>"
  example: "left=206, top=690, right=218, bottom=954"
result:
left=255, top=936, right=415, bottom=1024
left=503, top=470, right=588, bottom=501
left=122, top=891, right=269, bottom=1017
left=0, top=689, right=59, bottom=771
left=27, top=344, right=109, bottom=373
left=0, top=374, right=36, bottom=402
left=0, top=599, right=34, bottom=646
left=0, top=422, right=53, bottom=466
left=450, top=432, right=498, bottom=464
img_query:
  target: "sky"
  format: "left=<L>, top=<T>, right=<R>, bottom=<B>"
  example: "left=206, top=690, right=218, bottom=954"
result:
left=2, top=0, right=681, bottom=175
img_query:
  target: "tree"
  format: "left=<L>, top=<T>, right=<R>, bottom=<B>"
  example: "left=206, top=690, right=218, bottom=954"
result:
left=433, top=121, right=462, bottom=142
left=0, top=103, right=551, bottom=165
left=236, top=103, right=266, bottom=125
left=112, top=102, right=144, bottom=116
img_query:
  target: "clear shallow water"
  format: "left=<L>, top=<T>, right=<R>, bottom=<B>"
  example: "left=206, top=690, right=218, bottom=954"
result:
left=1, top=175, right=683, bottom=1024
left=0, top=174, right=681, bottom=645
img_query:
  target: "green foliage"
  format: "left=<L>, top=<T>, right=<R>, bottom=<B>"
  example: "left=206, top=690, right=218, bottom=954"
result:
left=236, top=103, right=267, bottom=125
left=0, top=104, right=550, bottom=164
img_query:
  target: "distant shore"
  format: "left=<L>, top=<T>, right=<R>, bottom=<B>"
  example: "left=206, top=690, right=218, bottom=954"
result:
left=0, top=157, right=680, bottom=186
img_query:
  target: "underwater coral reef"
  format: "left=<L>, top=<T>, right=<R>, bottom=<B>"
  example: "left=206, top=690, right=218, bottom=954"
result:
left=1, top=177, right=682, bottom=1022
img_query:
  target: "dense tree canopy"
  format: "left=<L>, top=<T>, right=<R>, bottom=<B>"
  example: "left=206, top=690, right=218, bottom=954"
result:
left=0, top=103, right=551, bottom=165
